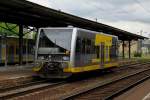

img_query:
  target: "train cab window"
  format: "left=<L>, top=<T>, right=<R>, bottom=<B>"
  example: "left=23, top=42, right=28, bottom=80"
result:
left=39, top=33, right=55, bottom=48
left=76, top=37, right=81, bottom=53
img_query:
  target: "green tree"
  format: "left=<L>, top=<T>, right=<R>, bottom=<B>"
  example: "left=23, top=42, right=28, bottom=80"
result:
left=0, top=22, right=19, bottom=36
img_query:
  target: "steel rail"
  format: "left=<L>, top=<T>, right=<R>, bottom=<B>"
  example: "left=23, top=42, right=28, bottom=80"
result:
left=0, top=81, right=65, bottom=99
left=0, top=79, right=49, bottom=93
left=1, top=61, right=149, bottom=99
left=115, top=61, right=150, bottom=71
left=104, top=73, right=150, bottom=100
left=61, top=64, right=150, bottom=100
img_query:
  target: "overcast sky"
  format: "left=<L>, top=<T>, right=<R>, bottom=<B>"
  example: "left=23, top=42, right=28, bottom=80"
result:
left=28, top=0, right=150, bottom=37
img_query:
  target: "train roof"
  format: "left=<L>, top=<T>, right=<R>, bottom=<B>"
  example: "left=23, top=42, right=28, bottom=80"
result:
left=76, top=27, right=118, bottom=38
left=40, top=27, right=118, bottom=38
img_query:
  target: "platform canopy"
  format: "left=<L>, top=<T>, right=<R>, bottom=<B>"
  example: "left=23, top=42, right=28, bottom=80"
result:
left=0, top=0, right=147, bottom=40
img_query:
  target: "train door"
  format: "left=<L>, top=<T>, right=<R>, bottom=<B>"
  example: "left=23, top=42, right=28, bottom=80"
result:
left=100, top=42, right=105, bottom=68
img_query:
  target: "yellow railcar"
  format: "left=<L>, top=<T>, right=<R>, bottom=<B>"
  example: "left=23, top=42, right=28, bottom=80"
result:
left=33, top=27, right=119, bottom=78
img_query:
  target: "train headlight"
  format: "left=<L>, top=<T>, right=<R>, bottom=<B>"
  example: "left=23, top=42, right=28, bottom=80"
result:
left=48, top=55, right=51, bottom=60
left=49, top=55, right=51, bottom=58
left=38, top=56, right=44, bottom=60
left=63, top=56, right=69, bottom=61
left=35, top=62, right=40, bottom=66
left=33, top=62, right=43, bottom=72
left=61, top=62, right=68, bottom=68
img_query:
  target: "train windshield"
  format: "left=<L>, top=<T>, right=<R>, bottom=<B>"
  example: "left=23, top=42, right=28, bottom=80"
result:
left=37, top=29, right=73, bottom=61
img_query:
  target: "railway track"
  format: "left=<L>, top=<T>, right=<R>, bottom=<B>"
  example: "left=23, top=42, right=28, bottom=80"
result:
left=1, top=61, right=150, bottom=100
left=114, top=61, right=150, bottom=71
left=0, top=80, right=65, bottom=99
left=63, top=66, right=150, bottom=100
left=0, top=79, right=48, bottom=92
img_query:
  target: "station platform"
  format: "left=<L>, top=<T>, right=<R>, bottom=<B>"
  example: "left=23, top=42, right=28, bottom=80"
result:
left=0, top=64, right=34, bottom=89
left=118, top=58, right=150, bottom=66
left=119, top=59, right=137, bottom=66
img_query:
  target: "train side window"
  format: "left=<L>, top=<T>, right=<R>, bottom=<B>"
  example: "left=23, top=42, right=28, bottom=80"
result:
left=76, top=37, right=81, bottom=53
left=86, top=39, right=91, bottom=54
left=110, top=44, right=117, bottom=59
left=82, top=39, right=86, bottom=54
left=80, top=38, right=93, bottom=54
left=91, top=40, right=95, bottom=54
left=96, top=46, right=100, bottom=58
left=110, top=45, right=112, bottom=58
left=113, top=44, right=117, bottom=58
left=105, top=46, right=109, bottom=60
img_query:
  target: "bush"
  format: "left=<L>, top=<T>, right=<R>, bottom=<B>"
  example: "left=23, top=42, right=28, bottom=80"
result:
left=134, top=52, right=142, bottom=57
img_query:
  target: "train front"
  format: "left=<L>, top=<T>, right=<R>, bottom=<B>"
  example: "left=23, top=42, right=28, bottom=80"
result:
left=33, top=28, right=73, bottom=78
